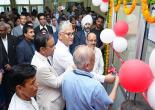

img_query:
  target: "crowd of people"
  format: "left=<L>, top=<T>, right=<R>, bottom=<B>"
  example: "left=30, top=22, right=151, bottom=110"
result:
left=0, top=4, right=151, bottom=110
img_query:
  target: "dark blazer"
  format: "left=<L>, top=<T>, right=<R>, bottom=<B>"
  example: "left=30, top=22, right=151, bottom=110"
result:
left=0, top=34, right=17, bottom=107
left=70, top=30, right=86, bottom=54
left=0, top=35, right=17, bottom=68
left=16, top=39, right=34, bottom=64
left=34, top=25, right=53, bottom=35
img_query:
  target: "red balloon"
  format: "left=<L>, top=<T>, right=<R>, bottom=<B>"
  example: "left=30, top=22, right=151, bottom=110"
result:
left=102, top=0, right=108, bottom=2
left=119, top=60, right=153, bottom=93
left=114, top=20, right=129, bottom=37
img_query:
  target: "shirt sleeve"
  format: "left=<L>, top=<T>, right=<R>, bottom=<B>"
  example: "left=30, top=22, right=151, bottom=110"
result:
left=91, top=84, right=113, bottom=110
left=92, top=73, right=105, bottom=83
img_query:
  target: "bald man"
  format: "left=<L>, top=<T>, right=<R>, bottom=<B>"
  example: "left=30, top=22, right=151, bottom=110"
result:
left=86, top=32, right=104, bottom=75
left=62, top=45, right=119, bottom=110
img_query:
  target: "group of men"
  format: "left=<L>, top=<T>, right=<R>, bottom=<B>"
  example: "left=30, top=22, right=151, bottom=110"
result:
left=0, top=11, right=120, bottom=110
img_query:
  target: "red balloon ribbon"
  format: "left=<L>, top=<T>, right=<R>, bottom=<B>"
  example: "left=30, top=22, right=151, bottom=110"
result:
left=110, top=44, right=125, bottom=64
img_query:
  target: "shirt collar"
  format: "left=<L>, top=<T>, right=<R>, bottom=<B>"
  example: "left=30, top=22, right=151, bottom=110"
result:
left=56, top=40, right=69, bottom=51
left=40, top=25, right=48, bottom=30
left=35, top=51, right=47, bottom=61
left=73, top=69, right=94, bottom=78
left=20, top=24, right=23, bottom=29
left=1, top=34, right=7, bottom=40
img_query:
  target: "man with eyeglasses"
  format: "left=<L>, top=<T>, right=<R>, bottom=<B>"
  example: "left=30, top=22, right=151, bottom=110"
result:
left=31, top=34, right=65, bottom=110
left=86, top=32, right=104, bottom=75
left=53, top=21, right=74, bottom=75
left=53, top=21, right=115, bottom=83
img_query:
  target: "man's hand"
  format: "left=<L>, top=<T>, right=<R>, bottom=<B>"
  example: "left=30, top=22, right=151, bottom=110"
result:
left=5, top=64, right=12, bottom=71
left=0, top=71, right=3, bottom=85
left=104, top=74, right=116, bottom=83
left=114, top=75, right=119, bottom=84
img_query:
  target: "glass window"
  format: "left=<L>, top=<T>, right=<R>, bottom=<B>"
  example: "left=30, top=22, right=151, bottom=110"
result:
left=0, top=0, right=10, bottom=5
left=30, top=0, right=43, bottom=4
left=16, top=0, right=29, bottom=4
left=0, top=7, right=4, bottom=12
left=17, top=6, right=29, bottom=14
left=38, top=6, right=44, bottom=13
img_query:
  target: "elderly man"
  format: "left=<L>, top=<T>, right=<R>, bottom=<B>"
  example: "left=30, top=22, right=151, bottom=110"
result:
left=70, top=14, right=93, bottom=54
left=31, top=35, right=65, bottom=110
left=0, top=22, right=17, bottom=108
left=53, top=21, right=74, bottom=75
left=62, top=45, right=119, bottom=110
left=53, top=21, right=114, bottom=83
left=86, top=32, right=104, bottom=75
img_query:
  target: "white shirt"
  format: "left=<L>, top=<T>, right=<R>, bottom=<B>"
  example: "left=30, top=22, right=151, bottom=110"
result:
left=8, top=93, right=39, bottom=110
left=39, top=25, right=48, bottom=31
left=92, top=47, right=104, bottom=75
left=51, top=25, right=56, bottom=33
left=53, top=40, right=74, bottom=75
left=53, top=40, right=105, bottom=83
left=1, top=35, right=8, bottom=53
left=20, top=24, right=23, bottom=29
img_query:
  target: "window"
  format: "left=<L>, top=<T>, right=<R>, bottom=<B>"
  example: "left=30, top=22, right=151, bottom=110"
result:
left=16, top=0, right=29, bottom=4
left=0, top=0, right=10, bottom=5
left=15, top=0, right=44, bottom=13
left=0, top=0, right=10, bottom=12
left=30, top=0, right=43, bottom=4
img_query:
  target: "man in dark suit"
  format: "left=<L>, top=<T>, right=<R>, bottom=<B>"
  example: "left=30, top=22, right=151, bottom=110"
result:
left=0, top=22, right=17, bottom=109
left=34, top=13, right=53, bottom=35
left=70, top=14, right=93, bottom=54
left=16, top=25, right=35, bottom=64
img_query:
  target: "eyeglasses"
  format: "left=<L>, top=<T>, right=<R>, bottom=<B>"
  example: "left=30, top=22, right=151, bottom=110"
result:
left=62, top=32, right=74, bottom=37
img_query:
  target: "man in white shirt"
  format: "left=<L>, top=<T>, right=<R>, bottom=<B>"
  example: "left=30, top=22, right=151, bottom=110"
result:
left=86, top=32, right=104, bottom=75
left=53, top=20, right=74, bottom=75
left=31, top=35, right=65, bottom=110
left=53, top=21, right=115, bottom=83
left=8, top=64, right=39, bottom=110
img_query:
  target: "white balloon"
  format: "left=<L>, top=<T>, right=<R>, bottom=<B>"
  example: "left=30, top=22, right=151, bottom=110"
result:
left=147, top=80, right=155, bottom=109
left=92, top=0, right=102, bottom=6
left=100, top=28, right=116, bottom=43
left=113, top=37, right=128, bottom=52
left=149, top=49, right=155, bottom=77
left=100, top=2, right=108, bottom=12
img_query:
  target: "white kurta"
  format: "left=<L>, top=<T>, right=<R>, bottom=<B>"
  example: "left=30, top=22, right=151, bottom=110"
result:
left=92, top=47, right=104, bottom=75
left=8, top=93, right=39, bottom=110
left=53, top=40, right=74, bottom=75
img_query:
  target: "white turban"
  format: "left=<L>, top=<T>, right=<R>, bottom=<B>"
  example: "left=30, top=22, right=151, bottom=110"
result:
left=81, top=15, right=93, bottom=27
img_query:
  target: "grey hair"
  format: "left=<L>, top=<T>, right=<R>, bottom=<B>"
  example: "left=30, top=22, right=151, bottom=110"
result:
left=59, top=20, right=72, bottom=33
left=73, top=45, right=95, bottom=69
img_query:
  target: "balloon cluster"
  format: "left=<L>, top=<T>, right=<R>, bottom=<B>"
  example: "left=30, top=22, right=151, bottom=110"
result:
left=100, top=19, right=155, bottom=109
left=100, top=20, right=129, bottom=53
left=92, top=0, right=109, bottom=12
left=118, top=53, right=155, bottom=109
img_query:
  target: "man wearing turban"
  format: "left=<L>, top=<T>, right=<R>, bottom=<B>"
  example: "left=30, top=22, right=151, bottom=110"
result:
left=70, top=14, right=93, bottom=54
